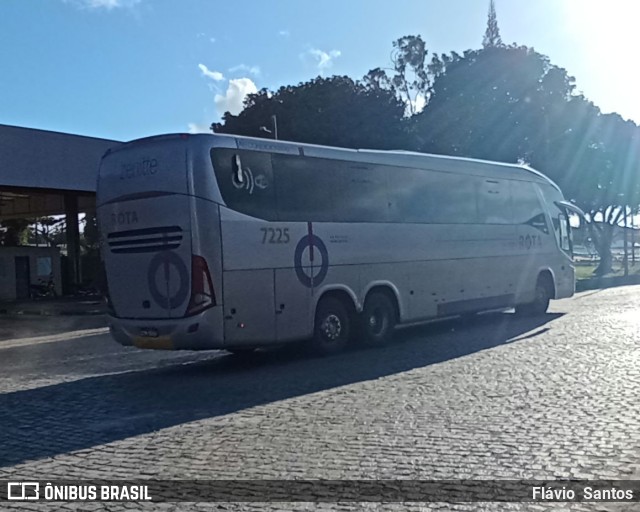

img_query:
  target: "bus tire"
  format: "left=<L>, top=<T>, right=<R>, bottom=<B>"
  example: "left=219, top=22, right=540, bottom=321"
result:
left=360, top=292, right=396, bottom=346
left=313, top=296, right=351, bottom=355
left=516, top=275, right=552, bottom=316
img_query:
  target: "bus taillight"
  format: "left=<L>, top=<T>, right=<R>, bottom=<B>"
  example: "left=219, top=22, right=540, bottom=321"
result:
left=186, top=255, right=216, bottom=316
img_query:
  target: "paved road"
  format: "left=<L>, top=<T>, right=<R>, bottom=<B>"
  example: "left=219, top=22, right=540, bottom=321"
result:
left=1, top=286, right=639, bottom=511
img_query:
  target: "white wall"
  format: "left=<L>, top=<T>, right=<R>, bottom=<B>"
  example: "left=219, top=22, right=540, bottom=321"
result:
left=0, top=247, right=62, bottom=301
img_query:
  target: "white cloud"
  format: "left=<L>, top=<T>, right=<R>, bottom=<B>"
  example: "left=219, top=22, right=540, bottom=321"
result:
left=196, top=33, right=216, bottom=43
left=198, top=64, right=224, bottom=82
left=187, top=122, right=211, bottom=134
left=229, top=64, right=261, bottom=76
left=64, top=0, right=140, bottom=9
left=279, top=30, right=290, bottom=37
left=303, top=48, right=341, bottom=74
left=214, top=78, right=258, bottom=116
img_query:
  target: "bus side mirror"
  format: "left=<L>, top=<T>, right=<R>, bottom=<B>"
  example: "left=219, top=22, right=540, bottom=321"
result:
left=555, top=200, right=586, bottom=220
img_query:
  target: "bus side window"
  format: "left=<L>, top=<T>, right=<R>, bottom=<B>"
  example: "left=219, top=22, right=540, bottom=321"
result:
left=335, top=164, right=390, bottom=222
left=272, top=154, right=337, bottom=222
left=511, top=181, right=548, bottom=233
left=537, top=183, right=574, bottom=253
left=387, top=168, right=477, bottom=224
left=477, top=178, right=511, bottom=224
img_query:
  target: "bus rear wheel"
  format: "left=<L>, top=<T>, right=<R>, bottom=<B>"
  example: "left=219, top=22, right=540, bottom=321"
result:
left=313, top=296, right=351, bottom=355
left=516, top=276, right=552, bottom=316
left=360, top=292, right=396, bottom=346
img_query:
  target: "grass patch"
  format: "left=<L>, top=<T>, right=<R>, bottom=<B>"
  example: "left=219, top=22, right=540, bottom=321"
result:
left=574, top=261, right=640, bottom=280
left=575, top=264, right=596, bottom=280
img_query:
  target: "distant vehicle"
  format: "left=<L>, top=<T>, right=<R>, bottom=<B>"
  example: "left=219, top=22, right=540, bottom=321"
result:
left=97, top=134, right=581, bottom=354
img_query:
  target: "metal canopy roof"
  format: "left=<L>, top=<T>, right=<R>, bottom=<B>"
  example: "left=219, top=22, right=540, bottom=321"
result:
left=0, top=124, right=120, bottom=219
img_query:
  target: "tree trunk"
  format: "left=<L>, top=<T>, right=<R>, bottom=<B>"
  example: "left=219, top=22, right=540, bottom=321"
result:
left=591, top=223, right=614, bottom=276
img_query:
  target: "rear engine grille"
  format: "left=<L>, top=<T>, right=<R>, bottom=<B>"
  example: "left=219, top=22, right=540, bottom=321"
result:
left=107, top=226, right=183, bottom=254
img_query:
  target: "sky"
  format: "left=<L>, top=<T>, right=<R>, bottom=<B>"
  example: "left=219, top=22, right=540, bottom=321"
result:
left=1, top=0, right=639, bottom=142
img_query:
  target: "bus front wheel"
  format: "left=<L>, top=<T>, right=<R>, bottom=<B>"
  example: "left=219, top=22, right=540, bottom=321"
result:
left=360, top=292, right=396, bottom=346
left=516, top=276, right=552, bottom=316
left=313, top=297, right=351, bottom=355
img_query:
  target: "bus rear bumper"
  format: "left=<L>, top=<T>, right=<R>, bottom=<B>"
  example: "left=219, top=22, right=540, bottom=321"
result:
left=107, top=306, right=225, bottom=350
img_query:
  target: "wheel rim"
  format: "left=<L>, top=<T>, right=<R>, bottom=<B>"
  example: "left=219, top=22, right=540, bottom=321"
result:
left=320, top=314, right=342, bottom=341
left=368, top=307, right=387, bottom=336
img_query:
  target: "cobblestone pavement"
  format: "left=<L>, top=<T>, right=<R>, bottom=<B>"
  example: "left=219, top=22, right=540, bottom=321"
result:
left=1, top=286, right=639, bottom=511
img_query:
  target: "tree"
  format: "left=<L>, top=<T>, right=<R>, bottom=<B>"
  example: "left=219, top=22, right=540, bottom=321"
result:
left=0, top=219, right=30, bottom=246
left=30, top=217, right=66, bottom=247
left=364, top=35, right=444, bottom=116
left=410, top=42, right=640, bottom=274
left=213, top=76, right=407, bottom=150
left=558, top=112, right=640, bottom=274
left=483, top=0, right=503, bottom=48
left=412, top=45, right=576, bottom=163
left=81, top=213, right=100, bottom=254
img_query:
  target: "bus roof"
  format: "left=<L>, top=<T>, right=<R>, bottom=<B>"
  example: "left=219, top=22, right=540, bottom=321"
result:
left=229, top=134, right=560, bottom=191
left=111, top=132, right=561, bottom=191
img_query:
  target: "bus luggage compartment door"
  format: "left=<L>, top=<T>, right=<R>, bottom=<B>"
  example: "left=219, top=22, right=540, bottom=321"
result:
left=275, top=268, right=312, bottom=342
left=222, top=269, right=275, bottom=344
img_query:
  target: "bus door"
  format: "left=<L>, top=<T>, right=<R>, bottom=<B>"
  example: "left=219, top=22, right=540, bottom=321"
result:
left=554, top=200, right=585, bottom=257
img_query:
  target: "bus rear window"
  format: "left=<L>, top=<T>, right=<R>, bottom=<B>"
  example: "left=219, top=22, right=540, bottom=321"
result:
left=211, top=148, right=277, bottom=220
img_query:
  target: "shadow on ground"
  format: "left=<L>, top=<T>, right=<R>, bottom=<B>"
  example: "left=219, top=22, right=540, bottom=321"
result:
left=0, top=315, right=107, bottom=342
left=0, top=312, right=562, bottom=468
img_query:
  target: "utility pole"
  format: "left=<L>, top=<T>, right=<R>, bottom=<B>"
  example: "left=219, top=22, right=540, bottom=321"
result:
left=623, top=204, right=629, bottom=276
left=632, top=211, right=636, bottom=265
left=259, top=115, right=278, bottom=140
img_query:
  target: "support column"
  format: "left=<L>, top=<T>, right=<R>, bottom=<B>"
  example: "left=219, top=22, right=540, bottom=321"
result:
left=64, top=193, right=81, bottom=291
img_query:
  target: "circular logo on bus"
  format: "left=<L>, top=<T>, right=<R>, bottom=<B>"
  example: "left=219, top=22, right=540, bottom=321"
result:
left=147, top=251, right=189, bottom=309
left=294, top=234, right=329, bottom=288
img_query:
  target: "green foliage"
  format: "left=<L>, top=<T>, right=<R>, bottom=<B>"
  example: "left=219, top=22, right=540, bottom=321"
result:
left=413, top=45, right=577, bottom=164
left=31, top=217, right=66, bottom=247
left=213, top=76, right=406, bottom=149
left=0, top=219, right=30, bottom=246
left=408, top=44, right=640, bottom=210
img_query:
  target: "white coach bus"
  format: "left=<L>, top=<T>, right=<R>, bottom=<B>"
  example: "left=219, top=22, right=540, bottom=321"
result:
left=97, top=133, right=580, bottom=354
